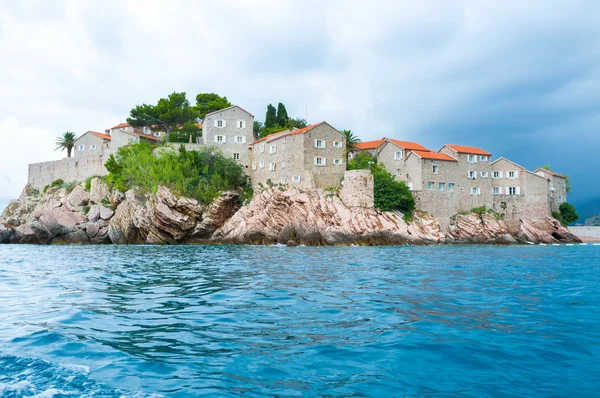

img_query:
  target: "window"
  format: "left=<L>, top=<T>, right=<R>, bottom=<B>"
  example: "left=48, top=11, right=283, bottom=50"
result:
left=314, top=139, right=326, bottom=148
left=260, top=144, right=265, bottom=153
left=509, top=187, right=520, bottom=195
left=78, top=144, right=85, bottom=151
left=493, top=171, right=501, bottom=178
left=314, top=157, right=326, bottom=166
left=233, top=153, right=240, bottom=160
left=408, top=182, right=413, bottom=190
left=508, top=171, right=517, bottom=179
left=269, top=162, right=276, bottom=171
left=235, top=136, right=245, bottom=144
left=432, top=165, right=439, bottom=174
left=467, top=154, right=477, bottom=163
left=479, top=155, right=489, bottom=162
left=468, top=170, right=476, bottom=179
left=493, top=187, right=500, bottom=195
left=428, top=182, right=434, bottom=190
left=252, top=162, right=257, bottom=170
left=471, top=187, right=481, bottom=195
left=269, top=144, right=277, bottom=154
left=333, top=159, right=343, bottom=165
left=293, top=176, right=301, bottom=183
left=448, top=183, right=455, bottom=192
left=216, top=120, right=224, bottom=128
left=90, top=144, right=97, bottom=151
left=215, top=135, right=225, bottom=143
left=480, top=171, right=488, bottom=178
left=281, top=160, right=286, bottom=168
left=396, top=169, right=402, bottom=176
left=237, top=120, right=246, bottom=129
left=333, top=141, right=342, bottom=148
left=394, top=151, right=403, bottom=160
left=438, top=183, right=445, bottom=191
left=259, top=160, right=265, bottom=168
left=281, top=177, right=287, bottom=184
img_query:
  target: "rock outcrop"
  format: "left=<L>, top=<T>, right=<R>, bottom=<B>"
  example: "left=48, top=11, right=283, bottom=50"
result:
left=0, top=183, right=581, bottom=246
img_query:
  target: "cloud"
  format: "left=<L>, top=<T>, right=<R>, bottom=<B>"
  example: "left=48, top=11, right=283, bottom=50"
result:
left=0, top=0, right=598, bottom=202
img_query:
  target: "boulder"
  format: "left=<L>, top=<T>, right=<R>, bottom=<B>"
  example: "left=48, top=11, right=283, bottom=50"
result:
left=88, top=205, right=101, bottom=222
left=30, top=209, right=86, bottom=242
left=190, top=191, right=240, bottom=241
left=0, top=224, right=11, bottom=243
left=446, top=212, right=516, bottom=244
left=66, top=186, right=89, bottom=210
left=89, top=178, right=110, bottom=204
left=518, top=217, right=581, bottom=244
left=100, top=206, right=114, bottom=220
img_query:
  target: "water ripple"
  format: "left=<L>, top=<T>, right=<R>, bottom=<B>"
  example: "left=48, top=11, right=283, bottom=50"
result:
left=0, top=244, right=599, bottom=396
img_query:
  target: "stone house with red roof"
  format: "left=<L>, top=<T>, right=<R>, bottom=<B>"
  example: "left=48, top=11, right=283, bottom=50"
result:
left=534, top=168, right=568, bottom=212
left=73, top=131, right=112, bottom=159
left=249, top=122, right=346, bottom=189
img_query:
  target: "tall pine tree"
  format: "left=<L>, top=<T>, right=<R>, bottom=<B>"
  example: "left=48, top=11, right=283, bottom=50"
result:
left=276, top=102, right=289, bottom=127
left=265, top=104, right=277, bottom=128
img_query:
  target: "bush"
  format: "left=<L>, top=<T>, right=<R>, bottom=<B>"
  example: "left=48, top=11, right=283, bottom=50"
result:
left=558, top=202, right=578, bottom=226
left=43, top=179, right=65, bottom=193
left=104, top=143, right=251, bottom=205
left=347, top=151, right=415, bottom=217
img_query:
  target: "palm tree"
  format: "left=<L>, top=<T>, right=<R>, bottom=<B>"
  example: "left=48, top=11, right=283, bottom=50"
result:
left=253, top=121, right=263, bottom=139
left=342, top=129, right=361, bottom=158
left=55, top=132, right=76, bottom=158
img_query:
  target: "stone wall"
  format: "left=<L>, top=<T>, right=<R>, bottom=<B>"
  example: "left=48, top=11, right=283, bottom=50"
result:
left=203, top=106, right=254, bottom=171
left=28, top=155, right=108, bottom=189
left=340, top=170, right=374, bottom=208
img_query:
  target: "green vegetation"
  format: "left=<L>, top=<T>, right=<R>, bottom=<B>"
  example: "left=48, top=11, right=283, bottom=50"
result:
left=104, top=143, right=251, bottom=205
left=342, top=129, right=361, bottom=158
left=347, top=152, right=415, bottom=218
left=55, top=132, right=76, bottom=158
left=554, top=202, right=579, bottom=226
left=43, top=178, right=65, bottom=193
left=258, top=102, right=308, bottom=138
left=84, top=175, right=105, bottom=192
left=127, top=92, right=230, bottom=143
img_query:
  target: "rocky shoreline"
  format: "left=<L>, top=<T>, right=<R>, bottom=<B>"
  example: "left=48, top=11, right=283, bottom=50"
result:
left=0, top=178, right=581, bottom=245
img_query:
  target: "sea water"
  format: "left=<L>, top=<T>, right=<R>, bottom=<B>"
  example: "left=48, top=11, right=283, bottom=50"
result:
left=0, top=244, right=598, bottom=397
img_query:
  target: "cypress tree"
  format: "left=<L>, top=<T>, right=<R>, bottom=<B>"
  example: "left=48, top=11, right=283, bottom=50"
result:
left=276, top=102, right=289, bottom=127
left=265, top=104, right=277, bottom=128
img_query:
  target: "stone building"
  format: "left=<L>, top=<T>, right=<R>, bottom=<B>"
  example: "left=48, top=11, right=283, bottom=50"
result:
left=249, top=122, right=346, bottom=189
left=202, top=105, right=254, bottom=170
left=353, top=138, right=430, bottom=179
left=534, top=168, right=568, bottom=212
left=73, top=131, right=112, bottom=159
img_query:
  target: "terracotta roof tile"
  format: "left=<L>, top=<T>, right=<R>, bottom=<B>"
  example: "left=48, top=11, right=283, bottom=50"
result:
left=444, top=144, right=491, bottom=156
left=413, top=150, right=456, bottom=161
left=89, top=131, right=112, bottom=141
left=387, top=138, right=429, bottom=152
left=535, top=168, right=566, bottom=178
left=356, top=140, right=385, bottom=150
left=111, top=122, right=130, bottom=129
left=250, top=122, right=325, bottom=145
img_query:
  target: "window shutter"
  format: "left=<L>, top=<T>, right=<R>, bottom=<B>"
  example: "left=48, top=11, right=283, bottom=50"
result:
left=314, top=157, right=318, bottom=165
left=478, top=188, right=481, bottom=195
left=514, top=171, right=519, bottom=178
left=214, top=135, right=218, bottom=143
left=505, top=187, right=510, bottom=195
left=222, top=120, right=227, bottom=128
left=323, top=158, right=327, bottom=166
left=214, top=120, right=218, bottom=127
left=499, top=171, right=503, bottom=178
left=516, top=187, right=521, bottom=195
left=242, top=136, right=246, bottom=144
left=242, top=121, right=246, bottom=128
left=222, top=136, right=227, bottom=143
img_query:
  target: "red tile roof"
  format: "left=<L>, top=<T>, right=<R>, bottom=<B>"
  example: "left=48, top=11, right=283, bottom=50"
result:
left=111, top=122, right=131, bottom=129
left=356, top=140, right=385, bottom=150
left=250, top=122, right=326, bottom=145
left=444, top=144, right=491, bottom=156
left=387, top=138, right=429, bottom=152
left=535, top=168, right=566, bottom=178
left=89, top=131, right=112, bottom=141
left=413, top=150, right=456, bottom=161
left=125, top=130, right=160, bottom=141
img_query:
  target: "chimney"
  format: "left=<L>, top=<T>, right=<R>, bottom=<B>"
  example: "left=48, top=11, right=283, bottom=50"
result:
left=105, top=129, right=111, bottom=136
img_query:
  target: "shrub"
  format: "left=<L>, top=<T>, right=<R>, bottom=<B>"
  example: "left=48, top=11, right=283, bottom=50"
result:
left=558, top=202, right=578, bottom=226
left=552, top=211, right=563, bottom=225
left=104, top=143, right=250, bottom=205
left=347, top=152, right=415, bottom=217
left=43, top=179, right=65, bottom=193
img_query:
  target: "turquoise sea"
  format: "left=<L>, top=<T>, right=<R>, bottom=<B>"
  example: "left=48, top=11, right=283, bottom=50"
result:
left=0, top=244, right=598, bottom=397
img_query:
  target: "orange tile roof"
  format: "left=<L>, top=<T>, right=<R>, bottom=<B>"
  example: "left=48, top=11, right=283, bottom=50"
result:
left=197, top=123, right=203, bottom=129
left=535, top=168, right=565, bottom=178
left=444, top=144, right=491, bottom=156
left=125, top=130, right=160, bottom=141
left=89, top=131, right=112, bottom=141
left=413, top=150, right=456, bottom=161
left=111, top=122, right=130, bottom=129
left=250, top=122, right=325, bottom=145
left=356, top=140, right=385, bottom=150
left=387, top=138, right=429, bottom=152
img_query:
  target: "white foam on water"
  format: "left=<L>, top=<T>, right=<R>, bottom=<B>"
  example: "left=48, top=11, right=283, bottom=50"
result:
left=566, top=244, right=574, bottom=246
left=552, top=244, right=560, bottom=246
left=59, top=363, right=90, bottom=374
left=31, top=388, right=73, bottom=398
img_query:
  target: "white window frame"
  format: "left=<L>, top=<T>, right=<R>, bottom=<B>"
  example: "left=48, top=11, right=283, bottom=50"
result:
left=467, top=154, right=477, bottom=163
left=281, top=160, right=286, bottom=168
left=480, top=171, right=488, bottom=178
left=281, top=177, right=287, bottom=184
left=293, top=175, right=301, bottom=183
left=333, top=141, right=343, bottom=148
left=468, top=170, right=476, bottom=180
left=233, top=153, right=240, bottom=160
left=394, top=151, right=403, bottom=160
left=493, top=187, right=500, bottom=195
left=428, top=182, right=434, bottom=190
left=78, top=144, right=85, bottom=151
left=396, top=169, right=402, bottom=176
left=471, top=187, right=481, bottom=195
left=269, top=162, right=276, bottom=171
left=269, top=144, right=277, bottom=154
left=259, top=160, right=265, bottom=168
left=314, top=139, right=326, bottom=149
left=432, top=165, right=439, bottom=174
left=438, top=183, right=445, bottom=191
left=90, top=144, right=97, bottom=151
left=334, top=159, right=343, bottom=165
left=235, top=136, right=245, bottom=144
left=215, top=135, right=226, bottom=143
left=493, top=171, right=501, bottom=178
left=237, top=120, right=246, bottom=129
left=479, top=155, right=488, bottom=162
left=252, top=162, right=257, bottom=170
left=509, top=187, right=516, bottom=195
left=216, top=119, right=226, bottom=128
left=314, top=157, right=326, bottom=166
left=259, top=144, right=265, bottom=153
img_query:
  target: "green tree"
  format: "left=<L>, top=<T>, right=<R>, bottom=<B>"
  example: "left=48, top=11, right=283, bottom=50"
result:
left=288, top=117, right=307, bottom=129
left=276, top=102, right=289, bottom=126
left=347, top=152, right=415, bottom=217
left=55, top=132, right=76, bottom=158
left=195, top=93, right=231, bottom=119
left=558, top=202, right=578, bottom=226
left=253, top=121, right=263, bottom=139
left=127, top=92, right=199, bottom=141
left=342, top=129, right=361, bottom=158
left=264, top=104, right=277, bottom=129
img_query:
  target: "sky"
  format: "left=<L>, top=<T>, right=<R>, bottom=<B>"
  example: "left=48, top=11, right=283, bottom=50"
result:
left=1, top=0, right=599, bottom=214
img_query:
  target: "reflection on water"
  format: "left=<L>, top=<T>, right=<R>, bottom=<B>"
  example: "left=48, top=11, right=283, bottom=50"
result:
left=0, top=244, right=599, bottom=397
